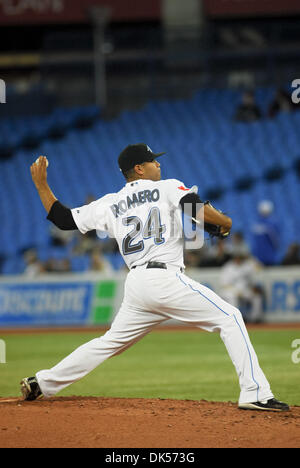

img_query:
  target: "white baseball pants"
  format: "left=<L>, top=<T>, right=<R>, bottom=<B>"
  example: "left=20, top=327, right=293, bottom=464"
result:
left=36, top=266, right=274, bottom=404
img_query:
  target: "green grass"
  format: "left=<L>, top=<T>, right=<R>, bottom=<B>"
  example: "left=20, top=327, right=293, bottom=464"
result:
left=0, top=329, right=299, bottom=404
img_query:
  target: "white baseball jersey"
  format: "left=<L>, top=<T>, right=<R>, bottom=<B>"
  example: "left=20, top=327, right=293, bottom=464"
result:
left=71, top=179, right=198, bottom=270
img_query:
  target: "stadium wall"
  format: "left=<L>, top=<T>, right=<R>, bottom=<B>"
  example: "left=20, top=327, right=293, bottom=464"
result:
left=0, top=0, right=161, bottom=24
left=0, top=267, right=300, bottom=328
left=1, top=0, right=299, bottom=24
left=204, top=0, right=300, bottom=17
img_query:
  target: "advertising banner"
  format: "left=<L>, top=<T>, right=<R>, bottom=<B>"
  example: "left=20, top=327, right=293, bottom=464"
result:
left=0, top=0, right=161, bottom=25
left=0, top=275, right=124, bottom=327
left=0, top=281, right=94, bottom=326
left=204, top=0, right=300, bottom=17
left=0, top=267, right=299, bottom=328
left=190, top=267, right=300, bottom=322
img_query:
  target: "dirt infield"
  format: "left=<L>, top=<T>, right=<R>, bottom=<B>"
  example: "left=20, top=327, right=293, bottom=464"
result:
left=0, top=397, right=299, bottom=448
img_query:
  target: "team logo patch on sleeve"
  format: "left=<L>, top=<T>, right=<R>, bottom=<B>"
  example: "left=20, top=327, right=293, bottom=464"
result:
left=178, top=186, right=190, bottom=191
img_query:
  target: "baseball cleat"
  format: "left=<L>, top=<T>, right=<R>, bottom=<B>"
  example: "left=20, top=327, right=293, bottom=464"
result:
left=239, top=398, right=289, bottom=412
left=20, top=377, right=43, bottom=401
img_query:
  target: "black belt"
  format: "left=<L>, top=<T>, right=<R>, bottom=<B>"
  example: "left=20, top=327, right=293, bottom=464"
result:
left=132, top=262, right=183, bottom=272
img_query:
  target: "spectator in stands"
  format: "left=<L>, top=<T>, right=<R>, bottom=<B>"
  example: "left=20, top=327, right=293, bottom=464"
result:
left=89, top=247, right=113, bottom=274
left=49, top=224, right=75, bottom=247
left=234, top=91, right=262, bottom=122
left=184, top=250, right=202, bottom=271
left=219, top=247, right=265, bottom=323
left=226, top=231, right=251, bottom=259
left=72, top=194, right=99, bottom=255
left=23, top=249, right=45, bottom=277
left=44, top=258, right=71, bottom=274
left=73, top=231, right=98, bottom=255
left=268, top=88, right=298, bottom=118
left=281, top=242, right=300, bottom=266
left=199, top=238, right=232, bottom=267
left=49, top=196, right=96, bottom=252
left=250, top=200, right=280, bottom=266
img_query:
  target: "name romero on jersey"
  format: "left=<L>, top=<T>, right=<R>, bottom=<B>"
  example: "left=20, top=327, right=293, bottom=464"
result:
left=110, top=189, right=160, bottom=218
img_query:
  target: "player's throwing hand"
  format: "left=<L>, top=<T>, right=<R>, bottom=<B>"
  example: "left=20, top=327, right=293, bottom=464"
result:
left=30, top=156, right=49, bottom=189
left=30, top=156, right=57, bottom=213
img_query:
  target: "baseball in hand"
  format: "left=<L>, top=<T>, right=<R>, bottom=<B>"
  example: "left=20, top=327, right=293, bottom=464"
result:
left=35, top=156, right=49, bottom=168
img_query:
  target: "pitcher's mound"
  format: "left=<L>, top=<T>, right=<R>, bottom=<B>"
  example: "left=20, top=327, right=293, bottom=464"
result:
left=0, top=397, right=299, bottom=448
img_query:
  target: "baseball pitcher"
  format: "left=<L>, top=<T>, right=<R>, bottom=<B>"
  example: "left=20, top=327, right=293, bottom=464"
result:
left=21, top=144, right=289, bottom=412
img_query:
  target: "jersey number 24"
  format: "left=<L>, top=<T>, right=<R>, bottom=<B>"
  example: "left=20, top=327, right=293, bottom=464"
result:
left=122, top=207, right=166, bottom=255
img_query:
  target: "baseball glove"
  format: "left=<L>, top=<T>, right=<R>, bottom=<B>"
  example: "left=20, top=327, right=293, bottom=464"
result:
left=204, top=222, right=230, bottom=239
left=203, top=201, right=231, bottom=239
left=191, top=201, right=231, bottom=239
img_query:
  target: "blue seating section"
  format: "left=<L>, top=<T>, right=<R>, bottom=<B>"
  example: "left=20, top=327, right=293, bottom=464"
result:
left=0, top=88, right=299, bottom=274
left=0, top=105, right=100, bottom=152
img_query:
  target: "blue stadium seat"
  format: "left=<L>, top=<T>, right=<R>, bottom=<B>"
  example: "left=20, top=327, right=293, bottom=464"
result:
left=1, top=89, right=299, bottom=272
